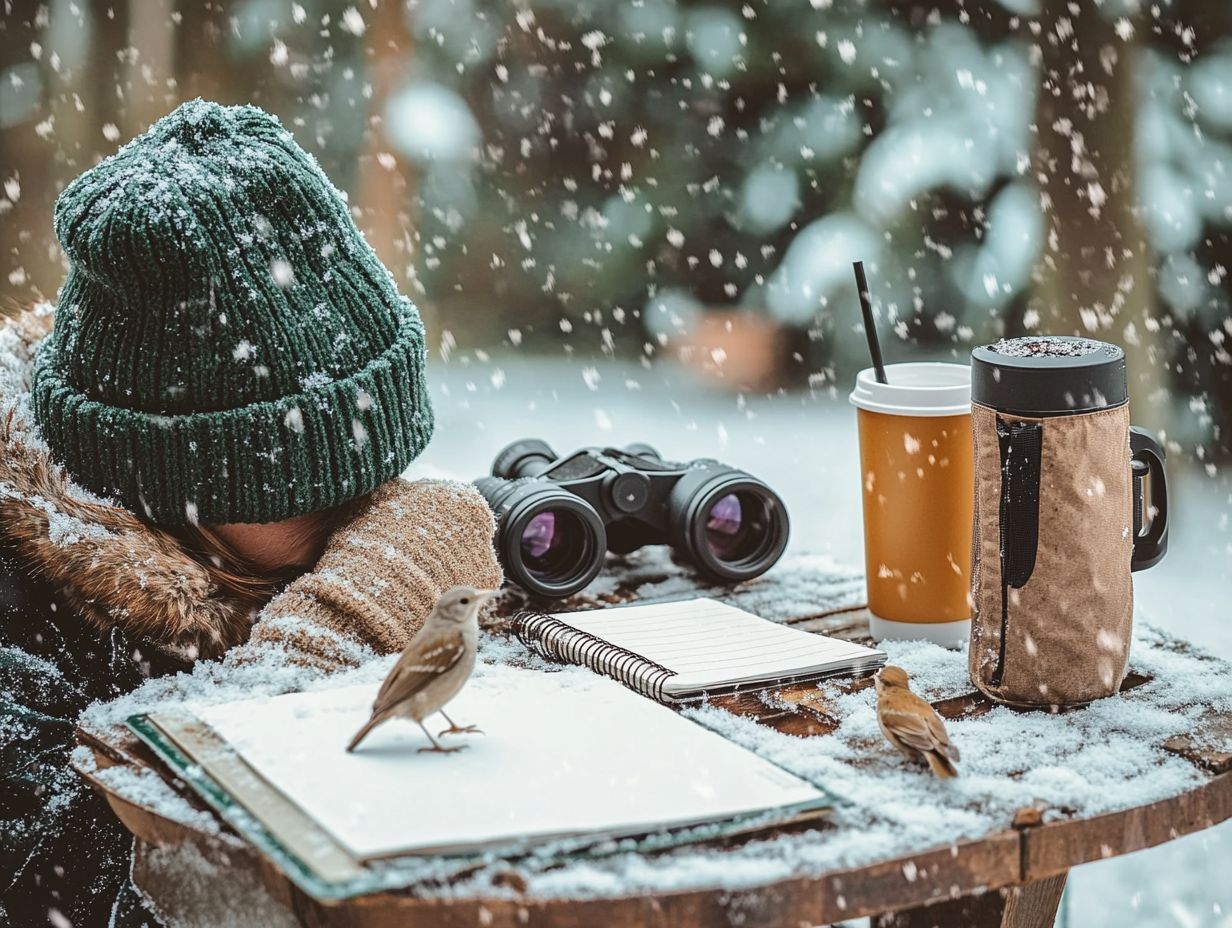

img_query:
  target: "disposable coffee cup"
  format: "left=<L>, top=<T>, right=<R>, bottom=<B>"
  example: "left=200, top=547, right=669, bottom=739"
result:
left=849, top=362, right=973, bottom=648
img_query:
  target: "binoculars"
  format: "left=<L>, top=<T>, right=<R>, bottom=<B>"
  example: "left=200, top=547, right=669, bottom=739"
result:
left=475, top=441, right=790, bottom=599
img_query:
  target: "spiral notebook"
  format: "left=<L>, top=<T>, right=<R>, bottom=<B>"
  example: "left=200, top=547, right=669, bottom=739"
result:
left=514, top=597, right=885, bottom=702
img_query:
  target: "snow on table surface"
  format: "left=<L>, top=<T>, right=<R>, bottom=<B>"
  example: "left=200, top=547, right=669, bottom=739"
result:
left=79, top=550, right=1232, bottom=901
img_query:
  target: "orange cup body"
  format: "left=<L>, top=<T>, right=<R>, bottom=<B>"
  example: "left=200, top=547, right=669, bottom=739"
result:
left=856, top=408, right=973, bottom=623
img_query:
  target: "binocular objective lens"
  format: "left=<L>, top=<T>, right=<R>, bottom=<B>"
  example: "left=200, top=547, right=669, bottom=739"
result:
left=521, top=511, right=557, bottom=559
left=704, top=493, right=743, bottom=555
left=703, top=491, right=769, bottom=563
left=520, top=508, right=586, bottom=579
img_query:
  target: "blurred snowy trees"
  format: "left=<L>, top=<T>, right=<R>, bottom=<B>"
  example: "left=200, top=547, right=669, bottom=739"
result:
left=0, top=0, right=1229, bottom=457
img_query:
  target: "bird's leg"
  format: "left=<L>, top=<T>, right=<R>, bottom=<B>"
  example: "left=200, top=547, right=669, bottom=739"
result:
left=417, top=721, right=466, bottom=754
left=438, top=709, right=483, bottom=737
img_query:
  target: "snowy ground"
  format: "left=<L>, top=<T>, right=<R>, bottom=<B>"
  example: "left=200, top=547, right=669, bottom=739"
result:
left=415, top=352, right=1232, bottom=928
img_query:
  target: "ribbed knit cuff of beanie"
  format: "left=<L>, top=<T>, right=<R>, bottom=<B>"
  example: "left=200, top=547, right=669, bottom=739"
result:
left=31, top=99, right=433, bottom=527
left=236, top=479, right=504, bottom=671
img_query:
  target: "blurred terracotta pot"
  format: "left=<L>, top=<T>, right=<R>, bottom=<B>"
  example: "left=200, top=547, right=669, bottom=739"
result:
left=674, top=309, right=786, bottom=392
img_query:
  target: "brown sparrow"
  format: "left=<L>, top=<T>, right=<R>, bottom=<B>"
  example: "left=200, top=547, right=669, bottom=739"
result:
left=346, top=586, right=498, bottom=754
left=874, top=665, right=960, bottom=778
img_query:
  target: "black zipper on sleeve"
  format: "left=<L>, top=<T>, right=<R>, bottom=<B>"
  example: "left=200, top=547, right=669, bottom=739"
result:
left=991, top=418, right=1043, bottom=688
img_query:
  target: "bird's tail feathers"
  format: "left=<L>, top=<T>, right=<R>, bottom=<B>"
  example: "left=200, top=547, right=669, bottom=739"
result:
left=926, top=750, right=959, bottom=779
left=346, top=713, right=384, bottom=753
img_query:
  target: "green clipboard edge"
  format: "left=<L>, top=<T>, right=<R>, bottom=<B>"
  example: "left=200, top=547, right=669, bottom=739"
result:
left=126, top=712, right=836, bottom=903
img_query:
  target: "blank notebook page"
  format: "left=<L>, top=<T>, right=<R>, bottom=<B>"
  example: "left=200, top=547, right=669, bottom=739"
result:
left=552, top=598, right=882, bottom=693
left=197, top=662, right=824, bottom=861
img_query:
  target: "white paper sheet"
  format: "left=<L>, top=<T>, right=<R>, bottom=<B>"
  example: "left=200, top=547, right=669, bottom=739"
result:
left=197, top=662, right=824, bottom=861
left=553, top=598, right=884, bottom=693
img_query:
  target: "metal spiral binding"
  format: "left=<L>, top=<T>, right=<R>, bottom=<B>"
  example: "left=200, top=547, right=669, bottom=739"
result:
left=512, top=612, right=677, bottom=703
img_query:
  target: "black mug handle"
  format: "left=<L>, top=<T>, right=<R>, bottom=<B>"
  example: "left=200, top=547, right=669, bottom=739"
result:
left=1130, top=427, right=1169, bottom=571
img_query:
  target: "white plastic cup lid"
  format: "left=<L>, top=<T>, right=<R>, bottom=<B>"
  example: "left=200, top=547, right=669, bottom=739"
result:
left=849, top=362, right=972, bottom=417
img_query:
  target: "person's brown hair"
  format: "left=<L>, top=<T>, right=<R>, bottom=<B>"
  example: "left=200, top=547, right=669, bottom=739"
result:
left=171, top=523, right=295, bottom=605
left=168, top=498, right=360, bottom=606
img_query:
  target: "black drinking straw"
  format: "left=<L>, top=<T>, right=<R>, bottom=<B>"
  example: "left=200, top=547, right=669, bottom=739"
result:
left=853, top=260, right=888, bottom=384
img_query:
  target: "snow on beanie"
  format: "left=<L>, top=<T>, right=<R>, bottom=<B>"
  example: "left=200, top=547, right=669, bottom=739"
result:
left=31, top=99, right=433, bottom=527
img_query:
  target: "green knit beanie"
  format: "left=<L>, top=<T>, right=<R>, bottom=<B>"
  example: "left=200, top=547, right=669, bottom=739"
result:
left=31, top=99, right=433, bottom=527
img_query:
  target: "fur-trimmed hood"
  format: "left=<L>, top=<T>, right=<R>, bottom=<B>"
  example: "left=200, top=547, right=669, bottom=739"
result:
left=0, top=308, right=256, bottom=659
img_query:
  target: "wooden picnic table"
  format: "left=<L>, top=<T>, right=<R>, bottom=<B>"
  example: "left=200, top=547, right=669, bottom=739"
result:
left=76, top=561, right=1232, bottom=928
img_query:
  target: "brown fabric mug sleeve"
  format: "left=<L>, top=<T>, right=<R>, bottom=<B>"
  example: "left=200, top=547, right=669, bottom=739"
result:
left=969, top=403, right=1133, bottom=707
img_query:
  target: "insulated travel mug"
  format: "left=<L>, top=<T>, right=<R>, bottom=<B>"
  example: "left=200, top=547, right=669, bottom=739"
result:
left=968, top=336, right=1169, bottom=708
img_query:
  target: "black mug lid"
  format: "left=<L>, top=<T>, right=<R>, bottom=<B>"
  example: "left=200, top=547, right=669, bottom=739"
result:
left=971, top=336, right=1127, bottom=416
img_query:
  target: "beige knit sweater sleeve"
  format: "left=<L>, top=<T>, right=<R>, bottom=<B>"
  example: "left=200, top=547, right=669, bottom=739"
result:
left=240, top=478, right=503, bottom=670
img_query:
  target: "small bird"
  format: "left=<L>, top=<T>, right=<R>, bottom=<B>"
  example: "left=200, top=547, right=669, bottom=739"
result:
left=346, top=586, right=499, bottom=754
left=874, top=665, right=960, bottom=778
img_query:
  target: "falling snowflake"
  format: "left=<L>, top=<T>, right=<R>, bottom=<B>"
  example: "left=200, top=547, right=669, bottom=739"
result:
left=339, top=7, right=366, bottom=36
left=270, top=260, right=295, bottom=287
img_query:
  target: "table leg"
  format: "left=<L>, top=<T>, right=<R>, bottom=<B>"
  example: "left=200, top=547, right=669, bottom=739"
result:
left=871, top=872, right=1068, bottom=928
